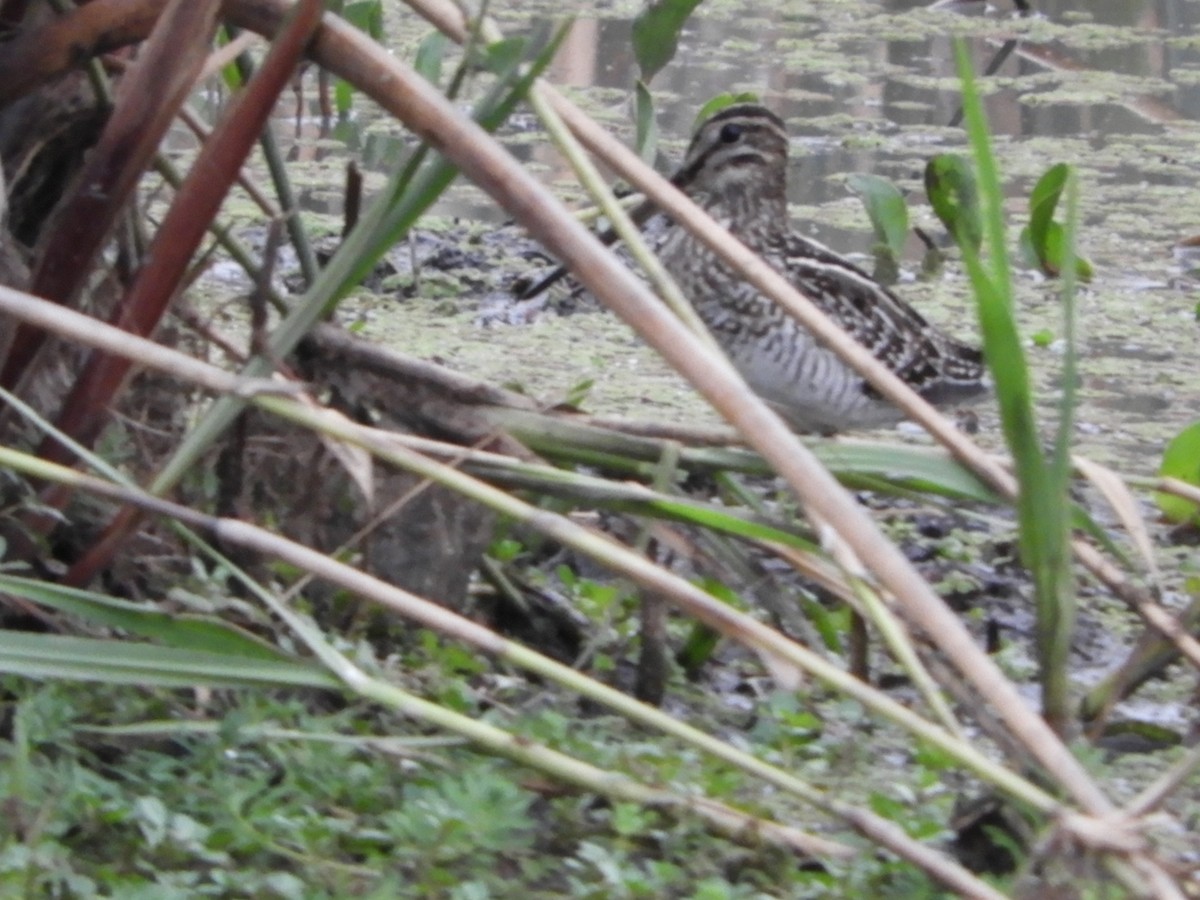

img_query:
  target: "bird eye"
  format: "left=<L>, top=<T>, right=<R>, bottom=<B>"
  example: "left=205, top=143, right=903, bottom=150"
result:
left=719, top=123, right=743, bottom=143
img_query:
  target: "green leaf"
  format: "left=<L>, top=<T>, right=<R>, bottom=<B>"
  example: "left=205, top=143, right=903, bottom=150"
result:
left=631, top=0, right=704, bottom=82
left=868, top=791, right=906, bottom=820
left=1023, top=163, right=1094, bottom=281
left=634, top=80, right=658, bottom=164
left=924, top=153, right=982, bottom=252
left=476, top=37, right=528, bottom=76
left=1031, top=328, right=1055, bottom=347
left=0, top=631, right=336, bottom=689
left=216, top=27, right=245, bottom=91
left=693, top=92, right=759, bottom=129
left=677, top=580, right=738, bottom=676
left=0, top=574, right=290, bottom=662
left=1028, top=163, right=1068, bottom=253
left=414, top=31, right=448, bottom=86
left=342, top=1, right=384, bottom=40
left=846, top=173, right=909, bottom=259
left=334, top=78, right=354, bottom=116
left=563, top=377, right=595, bottom=409
left=676, top=623, right=721, bottom=676
left=803, top=598, right=848, bottom=653
left=1156, top=421, right=1200, bottom=524
left=815, top=441, right=998, bottom=503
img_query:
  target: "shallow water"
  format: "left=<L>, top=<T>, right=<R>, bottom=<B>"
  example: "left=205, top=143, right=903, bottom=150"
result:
left=278, top=0, right=1200, bottom=476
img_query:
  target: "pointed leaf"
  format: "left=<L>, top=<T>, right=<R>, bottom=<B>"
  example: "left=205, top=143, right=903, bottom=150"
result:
left=473, top=37, right=527, bottom=76
left=634, top=80, right=658, bottom=164
left=846, top=173, right=909, bottom=259
left=342, top=1, right=384, bottom=40
left=1025, top=163, right=1093, bottom=280
left=0, top=631, right=336, bottom=689
left=631, top=0, right=704, bottom=82
left=1156, top=421, right=1200, bottom=524
left=693, top=91, right=759, bottom=128
left=414, top=31, right=448, bottom=85
left=0, top=574, right=289, bottom=662
left=924, top=153, right=982, bottom=251
left=334, top=77, right=354, bottom=115
left=1027, top=162, right=1068, bottom=251
left=815, top=442, right=998, bottom=502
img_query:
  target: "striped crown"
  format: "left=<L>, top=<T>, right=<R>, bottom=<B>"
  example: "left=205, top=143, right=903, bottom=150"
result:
left=673, top=105, right=790, bottom=201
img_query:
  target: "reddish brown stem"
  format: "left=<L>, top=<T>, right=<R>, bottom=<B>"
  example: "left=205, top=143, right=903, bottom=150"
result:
left=1, top=0, right=221, bottom=389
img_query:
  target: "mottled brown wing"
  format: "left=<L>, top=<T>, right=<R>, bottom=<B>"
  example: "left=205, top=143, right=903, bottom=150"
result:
left=773, top=233, right=985, bottom=398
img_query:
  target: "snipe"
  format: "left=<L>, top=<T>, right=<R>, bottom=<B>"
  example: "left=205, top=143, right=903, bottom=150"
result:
left=661, top=104, right=987, bottom=432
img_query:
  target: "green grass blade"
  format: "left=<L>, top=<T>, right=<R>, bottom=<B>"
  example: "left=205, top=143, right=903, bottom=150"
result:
left=0, top=631, right=336, bottom=689
left=0, top=573, right=287, bottom=662
left=1042, top=170, right=1082, bottom=711
left=814, top=442, right=998, bottom=502
left=954, top=39, right=1075, bottom=730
